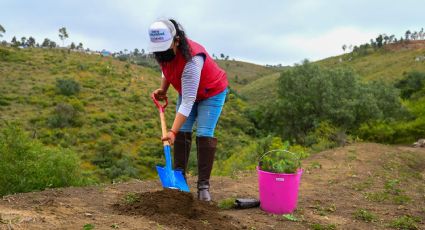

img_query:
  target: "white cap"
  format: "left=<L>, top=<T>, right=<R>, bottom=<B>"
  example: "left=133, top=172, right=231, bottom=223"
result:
left=147, top=20, right=177, bottom=52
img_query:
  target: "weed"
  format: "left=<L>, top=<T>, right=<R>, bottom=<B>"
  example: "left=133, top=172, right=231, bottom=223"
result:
left=123, top=192, right=139, bottom=204
left=311, top=223, right=337, bottom=230
left=282, top=214, right=298, bottom=222
left=389, top=215, right=421, bottom=230
left=83, top=223, right=94, bottom=230
left=385, top=179, right=402, bottom=195
left=364, top=191, right=389, bottom=202
left=310, top=161, right=322, bottom=169
left=353, top=209, right=376, bottom=222
left=312, top=203, right=336, bottom=216
left=352, top=177, right=373, bottom=191
left=217, top=198, right=236, bottom=210
left=392, top=194, right=411, bottom=205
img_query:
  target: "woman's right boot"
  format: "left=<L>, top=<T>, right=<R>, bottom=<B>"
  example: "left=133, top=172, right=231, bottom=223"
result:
left=173, top=132, right=192, bottom=181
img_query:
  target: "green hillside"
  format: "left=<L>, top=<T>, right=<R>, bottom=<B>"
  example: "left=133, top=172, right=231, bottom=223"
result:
left=216, top=59, right=278, bottom=91
left=0, top=46, right=257, bottom=181
left=239, top=41, right=425, bottom=103
left=319, top=42, right=425, bottom=82
left=238, top=72, right=280, bottom=105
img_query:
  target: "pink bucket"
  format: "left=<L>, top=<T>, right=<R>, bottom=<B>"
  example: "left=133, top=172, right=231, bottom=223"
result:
left=257, top=167, right=303, bottom=214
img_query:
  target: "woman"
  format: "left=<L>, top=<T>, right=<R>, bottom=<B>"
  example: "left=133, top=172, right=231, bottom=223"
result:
left=148, top=19, right=228, bottom=201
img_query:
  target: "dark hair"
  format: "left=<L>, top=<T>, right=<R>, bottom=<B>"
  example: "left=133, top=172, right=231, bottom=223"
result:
left=169, top=19, right=192, bottom=62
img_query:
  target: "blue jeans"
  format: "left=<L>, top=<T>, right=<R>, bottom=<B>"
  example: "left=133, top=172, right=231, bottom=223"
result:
left=176, top=88, right=227, bottom=137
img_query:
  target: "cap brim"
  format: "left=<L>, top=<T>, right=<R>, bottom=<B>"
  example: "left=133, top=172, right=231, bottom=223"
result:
left=147, top=39, right=173, bottom=53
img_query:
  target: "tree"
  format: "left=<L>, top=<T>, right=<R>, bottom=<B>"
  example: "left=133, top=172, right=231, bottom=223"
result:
left=77, top=42, right=83, bottom=50
left=27, top=37, right=36, bottom=47
left=70, top=42, right=76, bottom=49
left=41, top=38, right=50, bottom=47
left=411, top=31, right=418, bottom=40
left=383, top=34, right=389, bottom=44
left=253, top=61, right=404, bottom=143
left=20, top=37, right=27, bottom=47
left=49, top=40, right=57, bottom=48
left=133, top=48, right=139, bottom=56
left=375, top=34, right=383, bottom=48
left=0, top=24, right=5, bottom=38
left=58, top=27, right=69, bottom=46
left=342, top=44, right=347, bottom=52
left=405, top=30, right=411, bottom=40
left=220, top=53, right=225, bottom=59
left=11, top=36, right=19, bottom=47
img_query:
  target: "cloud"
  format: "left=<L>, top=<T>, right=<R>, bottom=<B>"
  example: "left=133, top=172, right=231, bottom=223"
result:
left=1, top=0, right=424, bottom=65
left=281, top=27, right=378, bottom=61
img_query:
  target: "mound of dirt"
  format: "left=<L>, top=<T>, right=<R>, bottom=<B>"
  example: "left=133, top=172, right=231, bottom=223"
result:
left=113, top=189, right=241, bottom=230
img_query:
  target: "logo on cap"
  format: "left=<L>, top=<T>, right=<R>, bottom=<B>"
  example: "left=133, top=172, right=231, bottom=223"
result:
left=149, top=29, right=171, bottom=43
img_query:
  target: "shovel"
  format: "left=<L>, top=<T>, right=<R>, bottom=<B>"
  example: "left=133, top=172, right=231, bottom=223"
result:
left=151, top=93, right=190, bottom=192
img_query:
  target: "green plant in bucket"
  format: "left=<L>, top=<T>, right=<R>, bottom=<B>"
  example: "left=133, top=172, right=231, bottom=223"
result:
left=260, top=142, right=302, bottom=174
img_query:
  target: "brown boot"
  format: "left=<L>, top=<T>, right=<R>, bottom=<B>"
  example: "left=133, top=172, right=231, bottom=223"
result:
left=173, top=132, right=192, bottom=180
left=196, top=136, right=217, bottom=202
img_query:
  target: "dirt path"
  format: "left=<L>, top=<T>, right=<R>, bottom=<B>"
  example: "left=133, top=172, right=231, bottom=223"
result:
left=1, top=143, right=424, bottom=229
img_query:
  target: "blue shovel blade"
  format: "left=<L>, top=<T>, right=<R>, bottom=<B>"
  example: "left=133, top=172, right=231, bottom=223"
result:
left=156, top=145, right=190, bottom=192
left=156, top=166, right=190, bottom=192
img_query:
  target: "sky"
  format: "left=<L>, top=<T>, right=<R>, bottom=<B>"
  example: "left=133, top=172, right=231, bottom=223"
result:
left=0, top=0, right=424, bottom=65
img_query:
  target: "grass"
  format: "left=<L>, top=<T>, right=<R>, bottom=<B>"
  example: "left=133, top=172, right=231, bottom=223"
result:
left=83, top=224, right=94, bottom=230
left=309, top=161, right=322, bottom=170
left=389, top=215, right=421, bottom=230
left=282, top=214, right=298, bottom=222
left=310, top=223, right=337, bottom=230
left=353, top=209, right=377, bottom=222
left=352, top=177, right=374, bottom=191
left=217, top=198, right=236, bottom=210
left=312, top=202, right=336, bottom=216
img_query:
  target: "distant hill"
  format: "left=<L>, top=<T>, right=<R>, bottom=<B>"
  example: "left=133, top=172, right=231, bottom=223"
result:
left=215, top=60, right=279, bottom=91
left=239, top=40, right=425, bottom=104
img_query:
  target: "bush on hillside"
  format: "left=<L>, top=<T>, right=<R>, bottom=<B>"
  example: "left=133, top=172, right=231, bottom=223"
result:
left=56, top=78, right=80, bottom=96
left=395, top=71, right=425, bottom=99
left=48, top=102, right=83, bottom=128
left=251, top=60, right=405, bottom=144
left=91, top=141, right=139, bottom=181
left=0, top=123, right=87, bottom=196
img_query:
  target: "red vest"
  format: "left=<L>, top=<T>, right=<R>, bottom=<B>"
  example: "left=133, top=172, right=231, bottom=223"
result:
left=160, top=39, right=228, bottom=101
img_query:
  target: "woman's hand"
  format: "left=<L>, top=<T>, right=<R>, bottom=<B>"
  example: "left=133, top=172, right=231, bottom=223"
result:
left=161, top=131, right=176, bottom=145
left=153, top=88, right=167, bottom=101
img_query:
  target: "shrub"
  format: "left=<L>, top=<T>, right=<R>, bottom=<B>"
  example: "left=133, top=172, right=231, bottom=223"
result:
left=253, top=61, right=405, bottom=144
left=92, top=141, right=139, bottom=181
left=395, top=71, right=425, bottom=99
left=0, top=123, right=86, bottom=196
left=48, top=102, right=83, bottom=128
left=56, top=78, right=80, bottom=96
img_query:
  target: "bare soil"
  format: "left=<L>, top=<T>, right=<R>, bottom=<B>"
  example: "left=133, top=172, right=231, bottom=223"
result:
left=385, top=40, right=425, bottom=51
left=1, top=143, right=424, bottom=230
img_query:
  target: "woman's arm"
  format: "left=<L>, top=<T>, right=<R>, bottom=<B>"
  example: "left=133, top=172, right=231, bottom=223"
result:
left=162, top=55, right=205, bottom=144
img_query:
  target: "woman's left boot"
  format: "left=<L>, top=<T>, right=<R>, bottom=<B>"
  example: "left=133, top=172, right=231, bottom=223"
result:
left=196, top=136, right=217, bottom=202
